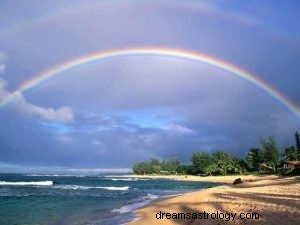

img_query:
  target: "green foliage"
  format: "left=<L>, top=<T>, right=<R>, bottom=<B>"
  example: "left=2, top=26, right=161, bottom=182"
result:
left=260, top=136, right=279, bottom=171
left=212, top=151, right=230, bottom=162
left=161, top=158, right=180, bottom=173
left=132, top=133, right=297, bottom=176
left=132, top=161, right=152, bottom=175
left=190, top=150, right=247, bottom=175
left=231, top=157, right=247, bottom=174
left=205, top=163, right=219, bottom=175
left=246, top=148, right=263, bottom=171
left=132, top=158, right=181, bottom=175
left=211, top=151, right=232, bottom=175
left=176, top=165, right=189, bottom=174
left=190, top=152, right=213, bottom=174
left=150, top=158, right=161, bottom=174
left=282, top=146, right=299, bottom=161
left=237, top=159, right=249, bottom=174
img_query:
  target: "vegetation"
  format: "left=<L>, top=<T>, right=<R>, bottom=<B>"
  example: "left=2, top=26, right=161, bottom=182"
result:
left=246, top=148, right=263, bottom=171
left=132, top=158, right=182, bottom=175
left=132, top=131, right=300, bottom=176
left=260, top=136, right=279, bottom=172
left=282, top=146, right=298, bottom=161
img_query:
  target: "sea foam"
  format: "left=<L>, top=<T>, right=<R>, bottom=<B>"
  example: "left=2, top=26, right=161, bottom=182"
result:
left=0, top=181, right=53, bottom=186
left=112, top=193, right=158, bottom=214
left=54, top=185, right=129, bottom=191
left=99, top=186, right=129, bottom=191
left=110, top=178, right=135, bottom=181
left=106, top=177, right=150, bottom=181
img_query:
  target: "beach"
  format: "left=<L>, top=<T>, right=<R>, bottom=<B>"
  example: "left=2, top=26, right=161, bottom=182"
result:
left=128, top=175, right=300, bottom=225
left=125, top=174, right=275, bottom=184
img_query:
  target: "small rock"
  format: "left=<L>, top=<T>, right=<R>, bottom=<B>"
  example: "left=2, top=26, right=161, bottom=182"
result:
left=233, top=178, right=243, bottom=185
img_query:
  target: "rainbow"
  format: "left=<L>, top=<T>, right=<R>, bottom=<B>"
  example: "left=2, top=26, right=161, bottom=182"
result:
left=1, top=47, right=299, bottom=117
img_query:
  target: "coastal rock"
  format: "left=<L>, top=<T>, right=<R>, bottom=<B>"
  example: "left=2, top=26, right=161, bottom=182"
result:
left=233, top=178, right=243, bottom=185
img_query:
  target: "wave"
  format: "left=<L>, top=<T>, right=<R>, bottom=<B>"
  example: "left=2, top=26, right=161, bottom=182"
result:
left=0, top=181, right=53, bottom=186
left=54, top=185, right=129, bottom=191
left=141, top=193, right=159, bottom=201
left=53, top=185, right=89, bottom=190
left=111, top=201, right=148, bottom=214
left=112, top=193, right=158, bottom=214
left=106, top=177, right=150, bottom=181
left=110, top=178, right=135, bottom=181
left=100, top=186, right=129, bottom=191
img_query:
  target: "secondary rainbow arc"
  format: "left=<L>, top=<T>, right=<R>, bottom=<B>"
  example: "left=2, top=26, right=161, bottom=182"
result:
left=1, top=47, right=299, bottom=118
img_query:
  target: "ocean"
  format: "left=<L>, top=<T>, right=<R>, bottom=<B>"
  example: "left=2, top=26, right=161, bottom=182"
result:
left=0, top=173, right=220, bottom=225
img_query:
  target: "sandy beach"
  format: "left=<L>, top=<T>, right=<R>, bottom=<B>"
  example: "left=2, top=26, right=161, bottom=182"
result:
left=128, top=175, right=300, bottom=225
left=125, top=174, right=277, bottom=184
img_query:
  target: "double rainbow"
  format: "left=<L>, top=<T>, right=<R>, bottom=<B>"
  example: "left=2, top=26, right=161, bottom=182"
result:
left=1, top=47, right=299, bottom=117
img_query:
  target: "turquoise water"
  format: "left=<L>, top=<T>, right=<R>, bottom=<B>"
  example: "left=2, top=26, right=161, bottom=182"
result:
left=0, top=173, right=220, bottom=225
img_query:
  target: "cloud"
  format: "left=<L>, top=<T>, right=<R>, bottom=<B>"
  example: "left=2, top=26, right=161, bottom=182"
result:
left=0, top=51, right=74, bottom=124
left=0, top=52, right=6, bottom=61
left=0, top=65, right=5, bottom=74
left=16, top=98, right=74, bottom=123
left=0, top=52, right=6, bottom=74
left=166, top=124, right=195, bottom=134
left=0, top=78, right=74, bottom=123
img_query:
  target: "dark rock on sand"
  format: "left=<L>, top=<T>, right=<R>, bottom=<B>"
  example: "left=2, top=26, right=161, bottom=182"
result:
left=233, top=178, right=243, bottom=185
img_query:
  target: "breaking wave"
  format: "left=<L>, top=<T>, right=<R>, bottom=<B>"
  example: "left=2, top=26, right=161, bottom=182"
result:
left=54, top=185, right=129, bottom=191
left=106, top=177, right=150, bottom=181
left=111, top=193, right=158, bottom=214
left=0, top=181, right=53, bottom=186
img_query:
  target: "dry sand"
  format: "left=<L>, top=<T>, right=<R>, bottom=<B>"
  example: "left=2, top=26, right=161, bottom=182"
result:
left=128, top=175, right=300, bottom=225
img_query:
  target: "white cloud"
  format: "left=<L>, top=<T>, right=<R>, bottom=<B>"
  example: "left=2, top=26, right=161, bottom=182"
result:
left=0, top=54, right=74, bottom=124
left=0, top=78, right=74, bottom=123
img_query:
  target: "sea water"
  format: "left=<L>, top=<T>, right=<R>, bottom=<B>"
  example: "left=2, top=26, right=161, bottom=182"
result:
left=0, top=173, right=220, bottom=225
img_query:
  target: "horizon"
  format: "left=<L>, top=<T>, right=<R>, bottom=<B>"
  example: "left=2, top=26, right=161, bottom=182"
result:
left=0, top=162, right=132, bottom=174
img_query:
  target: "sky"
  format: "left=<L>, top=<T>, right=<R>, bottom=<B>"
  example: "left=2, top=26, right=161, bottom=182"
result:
left=0, top=0, right=300, bottom=172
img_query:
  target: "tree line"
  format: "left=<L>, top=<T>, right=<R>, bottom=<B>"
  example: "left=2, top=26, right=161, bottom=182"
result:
left=132, top=132, right=300, bottom=175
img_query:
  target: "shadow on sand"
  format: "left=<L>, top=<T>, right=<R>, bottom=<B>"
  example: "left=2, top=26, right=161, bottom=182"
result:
left=151, top=177, right=300, bottom=225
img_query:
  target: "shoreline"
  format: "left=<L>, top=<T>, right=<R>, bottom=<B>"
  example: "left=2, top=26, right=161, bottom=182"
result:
left=118, top=174, right=279, bottom=183
left=125, top=175, right=300, bottom=225
left=124, top=193, right=185, bottom=224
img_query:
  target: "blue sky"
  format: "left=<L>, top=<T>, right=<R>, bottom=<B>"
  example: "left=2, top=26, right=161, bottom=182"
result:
left=0, top=0, right=300, bottom=172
